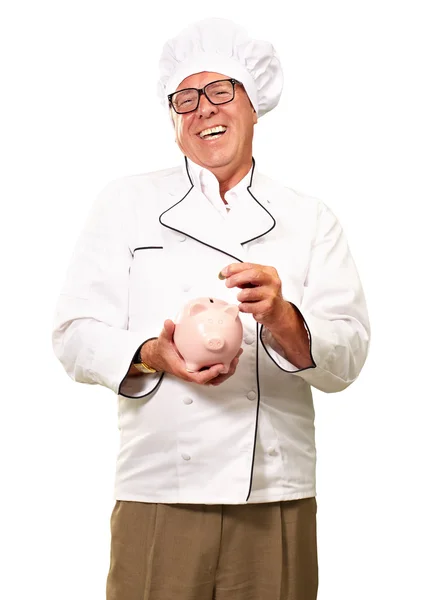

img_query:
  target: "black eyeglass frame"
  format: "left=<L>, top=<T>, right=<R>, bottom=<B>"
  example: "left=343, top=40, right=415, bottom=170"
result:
left=168, top=78, right=242, bottom=114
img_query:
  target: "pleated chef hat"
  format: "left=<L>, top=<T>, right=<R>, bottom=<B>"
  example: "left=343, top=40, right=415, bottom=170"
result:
left=158, top=18, right=283, bottom=117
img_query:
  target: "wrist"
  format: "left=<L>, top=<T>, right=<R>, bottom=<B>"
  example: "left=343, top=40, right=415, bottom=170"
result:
left=267, top=301, right=313, bottom=369
left=140, top=338, right=161, bottom=372
left=133, top=338, right=160, bottom=373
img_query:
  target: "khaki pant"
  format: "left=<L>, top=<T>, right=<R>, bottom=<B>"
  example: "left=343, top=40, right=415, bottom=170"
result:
left=106, top=498, right=318, bottom=600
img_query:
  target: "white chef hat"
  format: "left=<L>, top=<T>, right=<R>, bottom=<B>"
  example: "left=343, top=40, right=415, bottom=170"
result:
left=157, top=18, right=283, bottom=117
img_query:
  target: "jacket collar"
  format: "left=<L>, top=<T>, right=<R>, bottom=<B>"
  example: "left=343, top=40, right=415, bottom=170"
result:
left=159, top=157, right=276, bottom=262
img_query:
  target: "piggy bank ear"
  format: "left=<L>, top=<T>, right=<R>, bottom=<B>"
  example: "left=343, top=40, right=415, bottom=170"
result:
left=189, top=302, right=207, bottom=317
left=224, top=305, right=239, bottom=319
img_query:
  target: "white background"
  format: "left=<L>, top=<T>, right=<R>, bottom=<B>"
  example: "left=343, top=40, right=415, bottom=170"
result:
left=1, top=0, right=427, bottom=598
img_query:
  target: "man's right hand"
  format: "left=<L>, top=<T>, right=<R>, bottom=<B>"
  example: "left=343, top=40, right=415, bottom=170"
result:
left=141, top=319, right=243, bottom=386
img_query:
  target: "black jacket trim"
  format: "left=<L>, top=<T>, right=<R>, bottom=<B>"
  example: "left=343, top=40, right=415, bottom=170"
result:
left=157, top=156, right=278, bottom=502
left=118, top=372, right=165, bottom=399
left=241, top=160, right=276, bottom=245
left=246, top=321, right=261, bottom=501
left=259, top=302, right=317, bottom=373
left=158, top=157, right=243, bottom=262
left=118, top=338, right=164, bottom=398
left=134, top=246, right=163, bottom=252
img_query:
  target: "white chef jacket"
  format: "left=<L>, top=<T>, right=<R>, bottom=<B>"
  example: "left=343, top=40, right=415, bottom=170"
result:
left=52, top=157, right=370, bottom=504
left=190, top=157, right=252, bottom=218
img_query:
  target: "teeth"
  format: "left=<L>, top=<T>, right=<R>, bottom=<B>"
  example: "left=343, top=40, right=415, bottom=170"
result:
left=199, top=126, right=227, bottom=139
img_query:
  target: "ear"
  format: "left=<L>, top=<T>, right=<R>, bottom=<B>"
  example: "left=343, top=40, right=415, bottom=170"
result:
left=224, top=305, right=239, bottom=319
left=189, top=302, right=207, bottom=317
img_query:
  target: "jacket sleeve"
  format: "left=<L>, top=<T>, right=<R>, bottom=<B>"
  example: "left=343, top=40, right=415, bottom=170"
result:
left=261, top=201, right=370, bottom=393
left=52, top=180, right=162, bottom=398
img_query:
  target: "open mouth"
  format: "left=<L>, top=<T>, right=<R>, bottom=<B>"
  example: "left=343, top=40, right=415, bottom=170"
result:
left=198, top=125, right=227, bottom=140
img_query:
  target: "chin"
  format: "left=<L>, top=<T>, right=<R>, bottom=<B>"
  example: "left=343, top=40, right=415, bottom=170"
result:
left=195, top=151, right=235, bottom=170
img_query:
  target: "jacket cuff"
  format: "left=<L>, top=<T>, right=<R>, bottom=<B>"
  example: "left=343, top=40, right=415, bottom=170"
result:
left=260, top=306, right=356, bottom=393
left=118, top=338, right=164, bottom=399
left=260, top=326, right=311, bottom=373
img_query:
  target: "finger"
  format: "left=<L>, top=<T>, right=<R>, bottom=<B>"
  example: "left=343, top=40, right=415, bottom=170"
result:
left=209, top=361, right=239, bottom=386
left=238, top=300, right=267, bottom=317
left=230, top=350, right=243, bottom=365
left=162, top=319, right=175, bottom=341
left=231, top=354, right=241, bottom=366
left=219, top=262, right=259, bottom=279
left=188, top=364, right=226, bottom=385
left=225, top=268, right=268, bottom=290
left=208, top=370, right=233, bottom=386
left=237, top=286, right=267, bottom=303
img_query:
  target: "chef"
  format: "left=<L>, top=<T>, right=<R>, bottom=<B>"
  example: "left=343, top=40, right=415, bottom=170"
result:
left=52, top=17, right=370, bottom=600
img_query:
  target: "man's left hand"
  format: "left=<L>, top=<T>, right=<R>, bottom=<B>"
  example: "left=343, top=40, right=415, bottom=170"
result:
left=221, top=262, right=289, bottom=327
left=221, top=262, right=314, bottom=370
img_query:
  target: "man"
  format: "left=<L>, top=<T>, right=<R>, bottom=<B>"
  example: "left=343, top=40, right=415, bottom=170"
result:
left=53, top=17, right=370, bottom=600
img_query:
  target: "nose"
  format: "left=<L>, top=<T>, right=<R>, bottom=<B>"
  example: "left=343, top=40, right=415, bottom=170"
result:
left=197, top=93, right=219, bottom=119
left=204, top=336, right=225, bottom=351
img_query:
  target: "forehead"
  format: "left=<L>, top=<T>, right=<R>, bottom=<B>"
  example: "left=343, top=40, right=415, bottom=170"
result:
left=176, top=71, right=230, bottom=91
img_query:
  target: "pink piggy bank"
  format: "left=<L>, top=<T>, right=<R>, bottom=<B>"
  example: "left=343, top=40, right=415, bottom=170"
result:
left=173, top=297, right=244, bottom=372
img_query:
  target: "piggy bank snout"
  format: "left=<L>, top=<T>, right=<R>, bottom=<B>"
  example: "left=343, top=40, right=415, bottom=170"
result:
left=204, top=335, right=225, bottom=351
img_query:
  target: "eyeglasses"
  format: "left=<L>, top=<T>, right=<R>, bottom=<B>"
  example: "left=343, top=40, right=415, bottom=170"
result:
left=168, top=78, right=242, bottom=114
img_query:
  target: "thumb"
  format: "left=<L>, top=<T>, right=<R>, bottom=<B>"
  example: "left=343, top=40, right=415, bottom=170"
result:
left=163, top=319, right=175, bottom=341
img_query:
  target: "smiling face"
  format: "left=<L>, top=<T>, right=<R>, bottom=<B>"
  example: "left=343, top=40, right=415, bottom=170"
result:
left=171, top=71, right=258, bottom=187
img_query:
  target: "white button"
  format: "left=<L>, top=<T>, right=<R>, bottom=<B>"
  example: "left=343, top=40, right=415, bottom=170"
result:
left=178, top=234, right=187, bottom=242
left=267, top=446, right=276, bottom=456
left=181, top=453, right=191, bottom=461
left=244, top=335, right=254, bottom=345
left=183, top=397, right=193, bottom=405
left=247, top=391, right=256, bottom=401
left=182, top=284, right=191, bottom=292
